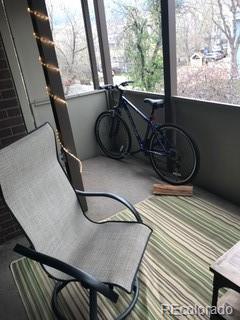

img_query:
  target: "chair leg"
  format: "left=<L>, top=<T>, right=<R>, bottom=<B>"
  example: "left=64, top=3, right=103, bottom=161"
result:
left=89, top=278, right=139, bottom=320
left=89, top=289, right=98, bottom=320
left=51, top=281, right=68, bottom=320
left=52, top=278, right=139, bottom=320
left=116, top=277, right=140, bottom=320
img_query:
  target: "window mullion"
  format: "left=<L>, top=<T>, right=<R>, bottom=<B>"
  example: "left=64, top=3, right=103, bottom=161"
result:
left=81, top=0, right=99, bottom=89
left=93, top=0, right=113, bottom=85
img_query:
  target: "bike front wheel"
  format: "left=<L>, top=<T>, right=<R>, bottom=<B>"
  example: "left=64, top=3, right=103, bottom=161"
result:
left=149, top=124, right=199, bottom=185
left=95, top=111, right=131, bottom=159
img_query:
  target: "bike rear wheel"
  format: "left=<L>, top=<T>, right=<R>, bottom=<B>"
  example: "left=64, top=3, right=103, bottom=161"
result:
left=149, top=124, right=199, bottom=184
left=95, top=111, right=131, bottom=159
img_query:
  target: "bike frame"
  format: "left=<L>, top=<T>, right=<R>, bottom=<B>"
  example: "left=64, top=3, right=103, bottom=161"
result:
left=114, top=93, right=166, bottom=156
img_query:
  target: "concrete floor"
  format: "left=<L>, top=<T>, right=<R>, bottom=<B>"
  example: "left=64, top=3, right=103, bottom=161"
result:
left=82, top=156, right=159, bottom=221
left=0, top=156, right=240, bottom=320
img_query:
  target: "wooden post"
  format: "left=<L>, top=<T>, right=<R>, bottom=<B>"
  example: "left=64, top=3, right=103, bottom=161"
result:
left=153, top=184, right=193, bottom=196
left=26, top=0, right=87, bottom=212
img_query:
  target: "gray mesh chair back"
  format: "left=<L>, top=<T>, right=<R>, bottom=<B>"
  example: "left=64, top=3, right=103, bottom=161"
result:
left=0, top=123, right=89, bottom=252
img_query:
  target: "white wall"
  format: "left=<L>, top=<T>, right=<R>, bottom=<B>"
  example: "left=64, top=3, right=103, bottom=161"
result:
left=68, top=91, right=108, bottom=160
left=4, top=0, right=48, bottom=104
left=3, top=0, right=53, bottom=130
left=0, top=1, right=36, bottom=131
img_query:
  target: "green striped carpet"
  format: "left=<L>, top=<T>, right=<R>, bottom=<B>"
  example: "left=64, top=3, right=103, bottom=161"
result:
left=11, top=196, right=240, bottom=319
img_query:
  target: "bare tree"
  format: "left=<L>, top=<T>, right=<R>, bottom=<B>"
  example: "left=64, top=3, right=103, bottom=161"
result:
left=58, top=8, right=88, bottom=93
left=176, top=0, right=214, bottom=64
left=46, top=1, right=91, bottom=94
left=212, top=0, right=240, bottom=78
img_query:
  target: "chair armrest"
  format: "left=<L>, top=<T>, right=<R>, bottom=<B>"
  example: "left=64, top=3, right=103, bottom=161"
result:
left=75, top=190, right=143, bottom=223
left=14, top=244, right=118, bottom=303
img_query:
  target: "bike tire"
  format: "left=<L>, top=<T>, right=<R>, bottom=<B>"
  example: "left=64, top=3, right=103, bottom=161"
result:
left=95, top=111, right=132, bottom=159
left=149, top=124, right=200, bottom=185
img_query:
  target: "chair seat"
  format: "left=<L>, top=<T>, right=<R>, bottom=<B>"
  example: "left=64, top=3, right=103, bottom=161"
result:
left=44, top=220, right=151, bottom=293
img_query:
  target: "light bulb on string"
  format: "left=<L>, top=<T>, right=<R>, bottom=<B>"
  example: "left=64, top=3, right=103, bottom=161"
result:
left=27, top=8, right=49, bottom=21
left=46, top=86, right=67, bottom=106
left=39, top=56, right=60, bottom=72
left=33, top=33, right=55, bottom=47
left=55, top=130, right=83, bottom=173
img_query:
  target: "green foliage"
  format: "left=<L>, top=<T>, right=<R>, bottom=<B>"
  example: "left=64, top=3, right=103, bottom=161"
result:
left=123, top=3, right=163, bottom=92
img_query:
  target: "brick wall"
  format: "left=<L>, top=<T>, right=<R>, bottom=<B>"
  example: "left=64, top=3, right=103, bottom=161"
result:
left=0, top=33, right=27, bottom=244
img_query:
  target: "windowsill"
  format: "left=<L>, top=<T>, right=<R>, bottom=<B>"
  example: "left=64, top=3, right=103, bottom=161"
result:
left=66, top=89, right=105, bottom=100
left=67, top=88, right=164, bottom=100
left=32, top=89, right=105, bottom=107
left=172, top=96, right=240, bottom=110
left=123, top=88, right=165, bottom=97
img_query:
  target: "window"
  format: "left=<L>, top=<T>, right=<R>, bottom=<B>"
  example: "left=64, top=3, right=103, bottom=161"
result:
left=104, top=0, right=164, bottom=93
left=46, top=0, right=94, bottom=96
left=88, top=0, right=104, bottom=85
left=176, top=0, right=240, bottom=105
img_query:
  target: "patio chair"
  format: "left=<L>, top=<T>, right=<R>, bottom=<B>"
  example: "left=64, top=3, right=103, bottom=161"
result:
left=0, top=123, right=152, bottom=320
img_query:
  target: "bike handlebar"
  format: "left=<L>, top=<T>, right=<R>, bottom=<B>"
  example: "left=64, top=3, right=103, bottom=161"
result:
left=99, top=80, right=134, bottom=91
left=120, top=80, right=134, bottom=87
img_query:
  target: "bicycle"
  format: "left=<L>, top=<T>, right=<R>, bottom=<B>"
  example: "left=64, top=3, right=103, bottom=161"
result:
left=95, top=81, right=200, bottom=185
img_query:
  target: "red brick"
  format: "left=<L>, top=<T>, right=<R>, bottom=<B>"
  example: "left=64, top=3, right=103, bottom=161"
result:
left=1, top=132, right=25, bottom=147
left=11, top=124, right=26, bottom=134
left=0, top=110, right=7, bottom=119
left=0, top=206, right=10, bottom=215
left=0, top=98, right=18, bottom=109
left=4, top=228, right=22, bottom=242
left=0, top=49, right=5, bottom=60
left=0, top=34, right=24, bottom=243
left=0, top=89, right=15, bottom=99
left=0, top=127, right=12, bottom=138
left=0, top=79, right=12, bottom=90
left=0, top=212, right=13, bottom=223
left=0, top=70, right=10, bottom=80
left=0, top=59, right=7, bottom=69
left=0, top=116, right=23, bottom=128
left=2, top=223, right=21, bottom=233
left=7, top=108, right=21, bottom=118
left=0, top=218, right=15, bottom=229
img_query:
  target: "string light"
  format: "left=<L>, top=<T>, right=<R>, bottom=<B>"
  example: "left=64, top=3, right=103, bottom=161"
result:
left=39, top=57, right=60, bottom=72
left=33, top=32, right=55, bottom=46
left=28, top=7, right=81, bottom=171
left=55, top=130, right=83, bottom=173
left=27, top=8, right=49, bottom=21
left=46, top=87, right=67, bottom=105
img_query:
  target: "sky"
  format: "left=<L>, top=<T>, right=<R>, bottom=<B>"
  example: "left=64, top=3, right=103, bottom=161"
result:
left=45, top=0, right=146, bottom=27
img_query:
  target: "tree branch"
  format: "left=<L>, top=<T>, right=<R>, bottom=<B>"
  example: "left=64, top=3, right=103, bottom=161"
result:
left=216, top=0, right=233, bottom=40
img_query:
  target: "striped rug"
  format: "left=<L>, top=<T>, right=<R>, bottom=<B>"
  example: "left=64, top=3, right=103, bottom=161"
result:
left=10, top=196, right=240, bottom=319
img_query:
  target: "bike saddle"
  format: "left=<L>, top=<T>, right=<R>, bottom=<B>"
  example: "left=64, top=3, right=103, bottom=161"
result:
left=144, top=98, right=164, bottom=109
